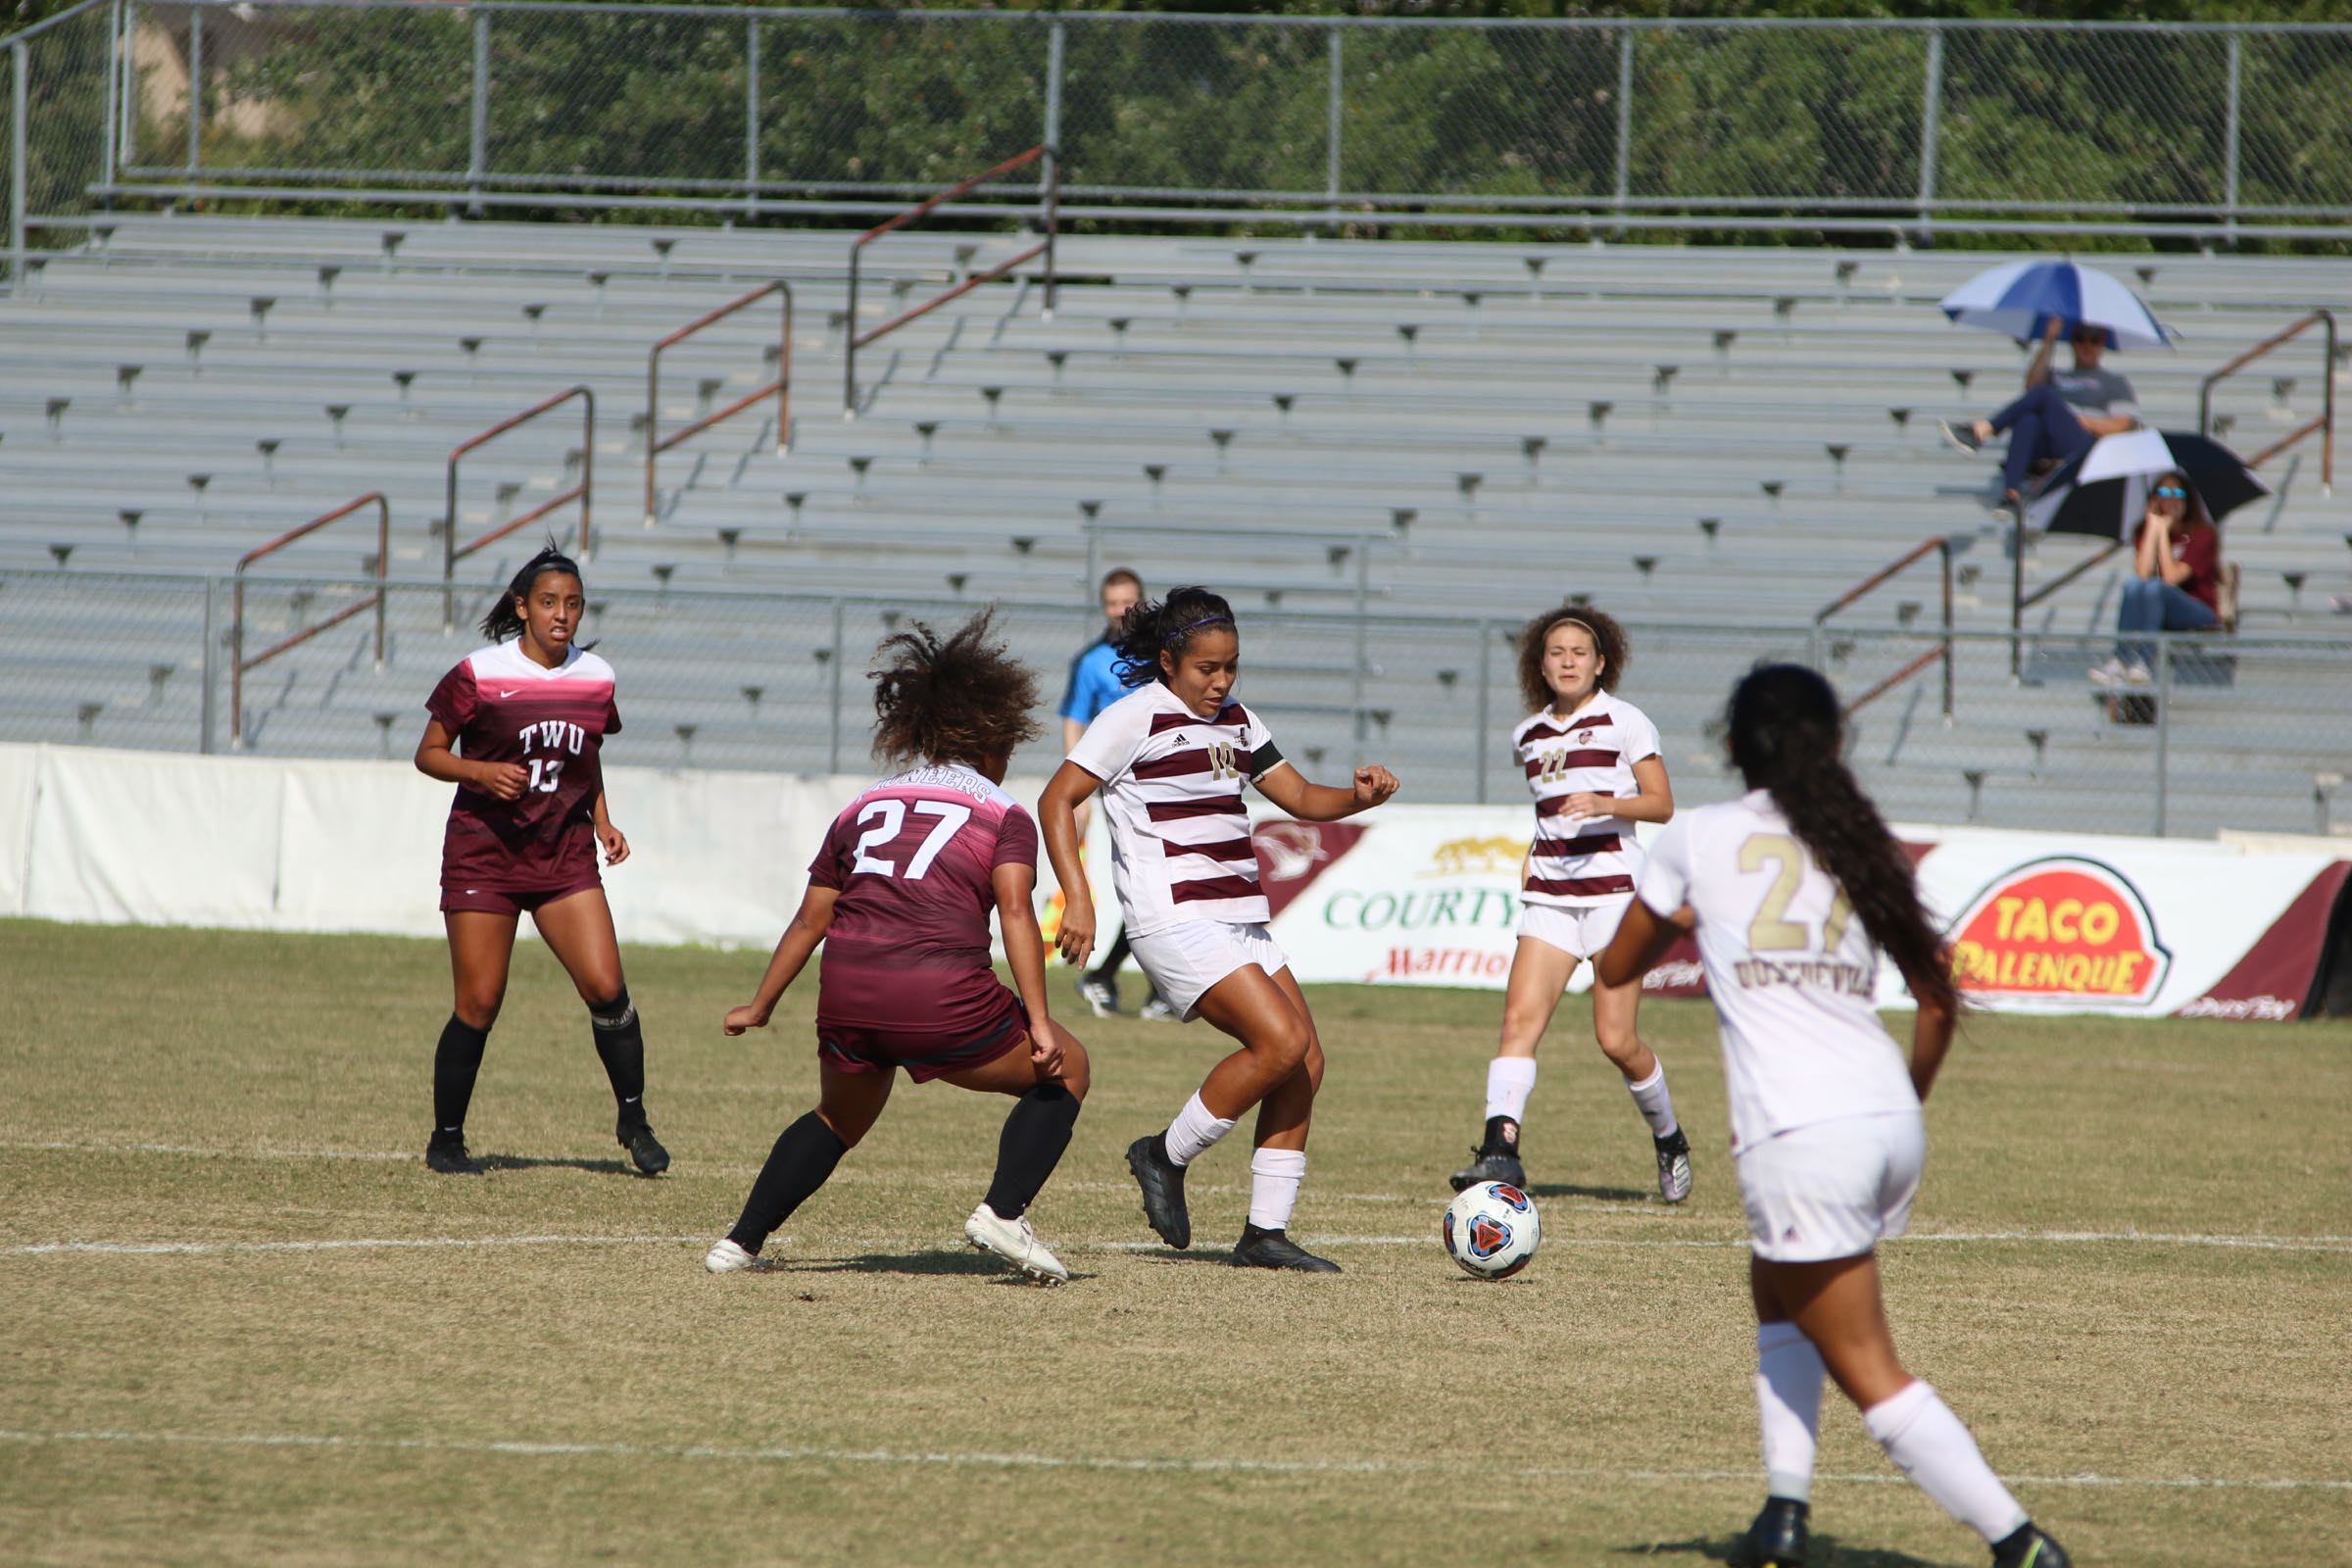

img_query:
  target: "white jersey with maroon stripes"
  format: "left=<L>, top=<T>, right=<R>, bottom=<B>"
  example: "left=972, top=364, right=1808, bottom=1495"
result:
left=1064, top=681, right=1287, bottom=937
left=1513, top=690, right=1663, bottom=907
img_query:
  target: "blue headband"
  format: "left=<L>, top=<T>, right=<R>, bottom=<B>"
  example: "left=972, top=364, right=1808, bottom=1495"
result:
left=1165, top=612, right=1233, bottom=644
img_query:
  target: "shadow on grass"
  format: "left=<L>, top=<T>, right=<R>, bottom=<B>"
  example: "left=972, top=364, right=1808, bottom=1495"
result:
left=1612, top=1534, right=1944, bottom=1567
left=476, top=1152, right=639, bottom=1176
left=797, top=1250, right=1088, bottom=1286
left=1528, top=1181, right=1653, bottom=1203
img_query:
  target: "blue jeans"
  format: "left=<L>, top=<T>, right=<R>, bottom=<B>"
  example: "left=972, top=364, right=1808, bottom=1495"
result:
left=2116, top=575, right=2215, bottom=669
left=1987, top=382, right=2096, bottom=498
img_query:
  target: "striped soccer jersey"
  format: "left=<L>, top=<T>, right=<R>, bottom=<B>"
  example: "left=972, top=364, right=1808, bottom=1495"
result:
left=1065, top=682, right=1287, bottom=937
left=1513, top=690, right=1662, bottom=906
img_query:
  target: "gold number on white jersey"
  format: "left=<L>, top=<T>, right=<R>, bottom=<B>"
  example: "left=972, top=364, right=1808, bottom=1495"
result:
left=1208, top=740, right=1239, bottom=781
left=1739, top=832, right=1854, bottom=954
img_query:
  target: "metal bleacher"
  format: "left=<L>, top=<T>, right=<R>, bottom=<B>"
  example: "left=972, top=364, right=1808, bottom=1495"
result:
left=1, top=215, right=2345, bottom=835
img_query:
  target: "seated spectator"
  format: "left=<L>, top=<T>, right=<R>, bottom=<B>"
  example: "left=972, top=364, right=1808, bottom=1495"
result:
left=1942, top=318, right=2140, bottom=512
left=2090, top=470, right=2222, bottom=688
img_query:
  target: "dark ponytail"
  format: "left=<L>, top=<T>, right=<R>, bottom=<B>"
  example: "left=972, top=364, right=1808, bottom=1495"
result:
left=1110, top=585, right=1237, bottom=689
left=480, top=543, right=584, bottom=643
left=1727, top=663, right=1957, bottom=1012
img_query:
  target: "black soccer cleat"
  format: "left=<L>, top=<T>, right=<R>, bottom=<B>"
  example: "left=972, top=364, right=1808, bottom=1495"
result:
left=1990, top=1523, right=2072, bottom=1568
left=1736, top=1495, right=1809, bottom=1568
left=1449, top=1115, right=1525, bottom=1192
left=425, top=1131, right=482, bottom=1175
left=1449, top=1149, right=1527, bottom=1193
left=1125, top=1132, right=1192, bottom=1250
left=1231, top=1223, right=1341, bottom=1273
left=618, top=1115, right=670, bottom=1176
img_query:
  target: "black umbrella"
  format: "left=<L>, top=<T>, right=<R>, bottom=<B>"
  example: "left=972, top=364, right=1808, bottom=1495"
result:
left=2025, top=428, right=2269, bottom=539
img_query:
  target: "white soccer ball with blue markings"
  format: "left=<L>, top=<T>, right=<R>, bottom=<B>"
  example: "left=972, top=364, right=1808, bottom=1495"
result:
left=1443, top=1180, right=1541, bottom=1279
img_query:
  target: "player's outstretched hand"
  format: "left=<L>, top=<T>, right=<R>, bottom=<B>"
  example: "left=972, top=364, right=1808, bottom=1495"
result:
left=598, top=822, right=630, bottom=866
left=474, top=761, right=529, bottom=801
left=1055, top=900, right=1096, bottom=968
left=722, top=1004, right=769, bottom=1037
left=1028, top=1018, right=1067, bottom=1077
left=1353, top=764, right=1401, bottom=808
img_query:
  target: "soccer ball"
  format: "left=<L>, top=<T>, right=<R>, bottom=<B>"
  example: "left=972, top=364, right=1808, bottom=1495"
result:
left=1443, top=1180, right=1541, bottom=1279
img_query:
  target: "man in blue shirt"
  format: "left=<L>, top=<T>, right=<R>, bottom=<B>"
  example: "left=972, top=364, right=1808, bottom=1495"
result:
left=1059, top=568, right=1172, bottom=1019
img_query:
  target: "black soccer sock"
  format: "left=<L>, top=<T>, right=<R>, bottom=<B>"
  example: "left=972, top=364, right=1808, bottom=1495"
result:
left=1482, top=1114, right=1520, bottom=1155
left=727, top=1111, right=850, bottom=1252
left=1085, top=928, right=1133, bottom=987
left=588, top=987, right=647, bottom=1125
left=982, top=1083, right=1083, bottom=1220
left=432, top=1015, right=490, bottom=1133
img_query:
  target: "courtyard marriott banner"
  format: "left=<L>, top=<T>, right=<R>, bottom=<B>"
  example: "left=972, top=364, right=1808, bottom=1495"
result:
left=1233, top=806, right=2346, bottom=1023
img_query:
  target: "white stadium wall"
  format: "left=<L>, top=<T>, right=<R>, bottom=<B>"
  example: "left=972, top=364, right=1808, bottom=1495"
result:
left=3, top=744, right=2345, bottom=1022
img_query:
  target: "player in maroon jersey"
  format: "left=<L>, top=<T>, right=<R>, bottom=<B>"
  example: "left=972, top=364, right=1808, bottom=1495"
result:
left=706, top=611, right=1090, bottom=1285
left=413, top=546, right=668, bottom=1178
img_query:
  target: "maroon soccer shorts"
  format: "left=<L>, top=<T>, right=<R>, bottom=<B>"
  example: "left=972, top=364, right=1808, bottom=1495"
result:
left=439, top=874, right=603, bottom=916
left=817, top=991, right=1029, bottom=1084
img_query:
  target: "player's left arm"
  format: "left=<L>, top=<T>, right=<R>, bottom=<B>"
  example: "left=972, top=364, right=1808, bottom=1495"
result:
left=724, top=882, right=839, bottom=1036
left=591, top=789, right=629, bottom=866
left=1593, top=896, right=1692, bottom=990
left=992, top=860, right=1065, bottom=1078
left=1563, top=754, right=1675, bottom=825
left=1252, top=760, right=1400, bottom=822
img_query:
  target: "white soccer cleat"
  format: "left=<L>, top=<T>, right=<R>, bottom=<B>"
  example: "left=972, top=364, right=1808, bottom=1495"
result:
left=964, top=1202, right=1069, bottom=1286
left=704, top=1238, right=767, bottom=1274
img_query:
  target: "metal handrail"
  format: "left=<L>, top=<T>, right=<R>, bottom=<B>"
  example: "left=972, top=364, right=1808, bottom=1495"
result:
left=230, top=491, right=389, bottom=745
left=2198, top=308, right=2335, bottom=492
left=644, top=280, right=792, bottom=526
left=1817, top=535, right=1953, bottom=717
left=843, top=143, right=1058, bottom=416
left=443, top=384, right=594, bottom=630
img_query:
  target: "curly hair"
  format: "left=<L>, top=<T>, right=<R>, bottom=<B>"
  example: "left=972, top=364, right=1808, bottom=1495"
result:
left=1110, top=585, right=1237, bottom=689
left=480, top=542, right=583, bottom=644
left=868, top=609, right=1042, bottom=769
left=1515, top=603, right=1630, bottom=712
left=1727, top=662, right=1958, bottom=1013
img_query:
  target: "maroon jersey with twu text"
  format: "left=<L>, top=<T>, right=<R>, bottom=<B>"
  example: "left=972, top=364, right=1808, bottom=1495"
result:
left=808, top=763, right=1038, bottom=1037
left=425, top=641, right=621, bottom=891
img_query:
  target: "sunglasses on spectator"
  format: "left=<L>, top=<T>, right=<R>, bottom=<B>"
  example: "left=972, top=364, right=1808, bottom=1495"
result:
left=2071, top=331, right=2103, bottom=344
left=2154, top=485, right=2187, bottom=499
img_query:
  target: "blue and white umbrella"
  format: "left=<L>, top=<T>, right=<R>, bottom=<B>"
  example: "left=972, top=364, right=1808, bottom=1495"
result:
left=1938, top=259, right=2175, bottom=351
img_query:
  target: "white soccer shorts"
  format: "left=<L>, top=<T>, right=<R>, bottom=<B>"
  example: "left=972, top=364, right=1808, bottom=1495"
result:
left=1515, top=898, right=1631, bottom=961
left=1736, top=1112, right=1927, bottom=1263
left=1127, top=919, right=1292, bottom=1021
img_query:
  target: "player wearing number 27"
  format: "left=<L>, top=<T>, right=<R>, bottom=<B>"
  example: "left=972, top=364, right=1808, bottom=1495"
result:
left=707, top=612, right=1090, bottom=1285
left=1596, top=663, right=2069, bottom=1568
left=414, top=546, right=668, bottom=1178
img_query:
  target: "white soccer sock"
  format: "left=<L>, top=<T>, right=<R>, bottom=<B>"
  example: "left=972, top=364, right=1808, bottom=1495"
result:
left=1754, top=1322, right=1826, bottom=1503
left=1861, top=1381, right=2031, bottom=1544
left=1247, top=1147, right=1307, bottom=1231
left=1483, top=1057, right=1538, bottom=1124
left=1625, top=1062, right=1680, bottom=1139
left=1163, top=1092, right=1237, bottom=1167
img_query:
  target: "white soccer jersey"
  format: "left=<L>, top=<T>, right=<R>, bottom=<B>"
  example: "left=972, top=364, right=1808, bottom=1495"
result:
left=1065, top=682, right=1286, bottom=937
left=1638, top=790, right=1920, bottom=1153
left=1514, top=691, right=1662, bottom=907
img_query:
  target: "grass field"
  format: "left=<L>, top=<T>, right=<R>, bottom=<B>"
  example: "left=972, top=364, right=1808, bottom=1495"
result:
left=3, top=917, right=2348, bottom=1567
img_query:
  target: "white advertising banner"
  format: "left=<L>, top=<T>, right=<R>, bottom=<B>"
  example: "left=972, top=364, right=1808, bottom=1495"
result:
left=3, top=744, right=2341, bottom=1020
left=1231, top=805, right=2346, bottom=1023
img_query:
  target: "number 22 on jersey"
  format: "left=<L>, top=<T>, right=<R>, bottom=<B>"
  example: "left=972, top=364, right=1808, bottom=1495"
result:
left=850, top=799, right=972, bottom=880
left=1740, top=833, right=1854, bottom=954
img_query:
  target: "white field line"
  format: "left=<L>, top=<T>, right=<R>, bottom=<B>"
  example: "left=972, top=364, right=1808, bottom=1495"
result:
left=0, top=1427, right=2342, bottom=1494
left=11, top=1229, right=2352, bottom=1260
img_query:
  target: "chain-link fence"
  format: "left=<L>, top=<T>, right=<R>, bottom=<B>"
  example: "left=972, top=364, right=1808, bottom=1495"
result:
left=6, top=568, right=2344, bottom=840
left=12, top=0, right=2352, bottom=278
